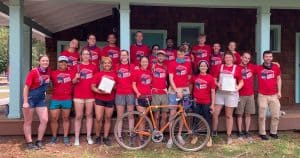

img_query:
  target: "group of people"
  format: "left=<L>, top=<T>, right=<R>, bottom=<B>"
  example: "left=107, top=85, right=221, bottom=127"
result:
left=22, top=31, right=282, bottom=150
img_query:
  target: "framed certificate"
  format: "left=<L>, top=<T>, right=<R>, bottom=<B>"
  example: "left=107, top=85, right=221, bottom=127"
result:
left=221, top=76, right=236, bottom=92
left=98, top=77, right=115, bottom=93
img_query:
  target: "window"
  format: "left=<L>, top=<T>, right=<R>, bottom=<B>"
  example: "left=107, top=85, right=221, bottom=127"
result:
left=270, top=25, right=281, bottom=52
left=177, top=23, right=205, bottom=46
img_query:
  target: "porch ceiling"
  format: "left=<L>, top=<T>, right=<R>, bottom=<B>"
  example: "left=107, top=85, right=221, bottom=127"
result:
left=0, top=0, right=117, bottom=33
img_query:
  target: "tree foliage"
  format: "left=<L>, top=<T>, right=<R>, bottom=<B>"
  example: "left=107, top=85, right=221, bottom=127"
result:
left=0, top=26, right=9, bottom=74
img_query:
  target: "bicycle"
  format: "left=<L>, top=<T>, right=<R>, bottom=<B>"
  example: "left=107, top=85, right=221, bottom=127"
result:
left=114, top=96, right=211, bottom=152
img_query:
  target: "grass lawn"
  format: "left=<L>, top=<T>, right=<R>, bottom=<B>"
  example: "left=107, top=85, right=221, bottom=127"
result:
left=0, top=132, right=300, bottom=158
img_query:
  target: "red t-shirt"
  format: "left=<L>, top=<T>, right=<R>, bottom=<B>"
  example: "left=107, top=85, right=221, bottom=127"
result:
left=164, top=48, right=177, bottom=64
left=60, top=50, right=80, bottom=69
left=133, top=68, right=152, bottom=96
left=73, top=63, right=98, bottom=99
left=192, top=74, right=216, bottom=104
left=257, top=64, right=281, bottom=95
left=234, top=52, right=241, bottom=65
left=92, top=71, right=117, bottom=101
left=213, top=64, right=243, bottom=83
left=149, top=55, right=158, bottom=70
left=115, top=63, right=136, bottom=94
left=191, top=45, right=212, bottom=69
left=101, top=45, right=120, bottom=66
left=25, top=68, right=50, bottom=90
left=130, top=44, right=150, bottom=65
left=50, top=69, right=74, bottom=100
left=168, top=60, right=192, bottom=88
left=83, top=46, right=102, bottom=69
left=151, top=64, right=168, bottom=94
left=238, top=64, right=257, bottom=96
left=210, top=52, right=223, bottom=77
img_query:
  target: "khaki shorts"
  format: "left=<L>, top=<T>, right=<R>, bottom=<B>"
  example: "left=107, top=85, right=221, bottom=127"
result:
left=215, top=90, right=239, bottom=107
left=73, top=98, right=95, bottom=104
left=235, top=95, right=255, bottom=115
left=151, top=94, right=169, bottom=112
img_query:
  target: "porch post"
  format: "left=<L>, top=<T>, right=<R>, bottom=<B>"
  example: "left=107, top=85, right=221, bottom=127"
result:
left=22, top=24, right=32, bottom=89
left=8, top=0, right=24, bottom=118
left=255, top=6, right=271, bottom=64
left=119, top=1, right=130, bottom=52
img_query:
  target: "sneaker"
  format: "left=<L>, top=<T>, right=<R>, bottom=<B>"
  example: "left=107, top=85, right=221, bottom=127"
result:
left=63, top=137, right=70, bottom=146
left=269, top=134, right=279, bottom=139
left=95, top=137, right=101, bottom=145
left=49, top=137, right=57, bottom=144
left=206, top=137, right=213, bottom=147
left=244, top=131, right=251, bottom=138
left=87, top=136, right=94, bottom=145
left=227, top=135, right=233, bottom=145
left=166, top=139, right=173, bottom=149
left=259, top=135, right=269, bottom=140
left=74, top=137, right=80, bottom=146
left=237, top=132, right=244, bottom=140
left=26, top=142, right=39, bottom=150
left=211, top=131, right=218, bottom=137
left=35, top=140, right=44, bottom=149
left=177, top=135, right=185, bottom=145
left=103, top=137, right=112, bottom=146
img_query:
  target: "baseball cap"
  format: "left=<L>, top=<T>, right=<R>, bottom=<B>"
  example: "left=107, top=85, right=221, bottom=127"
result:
left=58, top=56, right=69, bottom=62
left=157, top=50, right=166, bottom=55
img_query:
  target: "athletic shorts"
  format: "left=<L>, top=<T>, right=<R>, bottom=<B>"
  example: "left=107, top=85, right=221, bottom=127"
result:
left=115, top=94, right=135, bottom=106
left=151, top=94, right=169, bottom=112
left=95, top=99, right=114, bottom=108
left=73, top=98, right=95, bottom=104
left=49, top=100, right=72, bottom=110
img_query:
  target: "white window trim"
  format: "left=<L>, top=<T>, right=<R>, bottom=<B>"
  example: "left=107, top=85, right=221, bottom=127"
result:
left=295, top=33, right=300, bottom=103
left=270, top=25, right=281, bottom=53
left=130, top=29, right=168, bottom=48
left=177, top=22, right=205, bottom=46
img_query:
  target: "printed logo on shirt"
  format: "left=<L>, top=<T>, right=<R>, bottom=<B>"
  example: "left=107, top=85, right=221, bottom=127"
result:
left=185, top=56, right=191, bottom=62
left=151, top=58, right=158, bottom=65
left=108, top=50, right=119, bottom=59
left=57, top=73, right=71, bottom=83
left=117, top=68, right=131, bottom=78
left=176, top=65, right=187, bottom=76
left=91, top=51, right=98, bottom=60
left=261, top=69, right=275, bottom=80
left=141, top=74, right=151, bottom=85
left=211, top=57, right=222, bottom=66
left=68, top=56, right=78, bottom=66
left=195, top=50, right=208, bottom=58
left=39, top=74, right=50, bottom=85
left=242, top=68, right=253, bottom=79
left=153, top=67, right=166, bottom=78
left=136, top=51, right=145, bottom=60
left=80, top=68, right=93, bottom=79
left=195, top=78, right=208, bottom=89
left=166, top=51, right=175, bottom=61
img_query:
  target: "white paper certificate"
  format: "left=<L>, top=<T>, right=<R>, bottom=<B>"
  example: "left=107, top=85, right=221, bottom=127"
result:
left=221, top=76, right=236, bottom=92
left=98, top=77, right=115, bottom=93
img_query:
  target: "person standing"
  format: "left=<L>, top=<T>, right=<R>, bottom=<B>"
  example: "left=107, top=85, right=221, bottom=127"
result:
left=91, top=57, right=117, bottom=146
left=84, top=34, right=102, bottom=70
left=60, top=38, right=80, bottom=70
left=49, top=56, right=74, bottom=145
left=101, top=33, right=120, bottom=67
left=257, top=50, right=282, bottom=140
left=210, top=43, right=224, bottom=77
left=23, top=55, right=51, bottom=150
left=191, top=34, right=212, bottom=72
left=72, top=49, right=98, bottom=146
left=228, top=41, right=241, bottom=65
left=130, top=31, right=150, bottom=66
left=164, top=38, right=177, bottom=64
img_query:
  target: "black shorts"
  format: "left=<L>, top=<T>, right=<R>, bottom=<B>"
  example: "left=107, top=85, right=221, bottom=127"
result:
left=137, top=98, right=151, bottom=107
left=95, top=99, right=115, bottom=108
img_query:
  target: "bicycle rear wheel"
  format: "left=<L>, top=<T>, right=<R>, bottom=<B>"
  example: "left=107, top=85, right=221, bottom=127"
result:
left=171, top=113, right=210, bottom=152
left=114, top=111, right=153, bottom=150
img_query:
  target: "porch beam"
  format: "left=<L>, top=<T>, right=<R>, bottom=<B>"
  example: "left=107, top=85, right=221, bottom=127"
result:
left=0, top=1, right=53, bottom=37
left=8, top=0, right=24, bottom=119
left=119, top=1, right=130, bottom=52
left=255, top=6, right=271, bottom=64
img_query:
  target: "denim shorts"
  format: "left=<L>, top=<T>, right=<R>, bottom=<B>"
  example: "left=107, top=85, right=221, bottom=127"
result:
left=49, top=100, right=72, bottom=110
left=28, top=97, right=46, bottom=108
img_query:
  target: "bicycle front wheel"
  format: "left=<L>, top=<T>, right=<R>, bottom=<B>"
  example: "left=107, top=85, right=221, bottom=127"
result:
left=171, top=113, right=210, bottom=152
left=114, top=111, right=153, bottom=150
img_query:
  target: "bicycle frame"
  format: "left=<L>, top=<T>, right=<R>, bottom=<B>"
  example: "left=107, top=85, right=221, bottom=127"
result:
left=133, top=104, right=192, bottom=136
